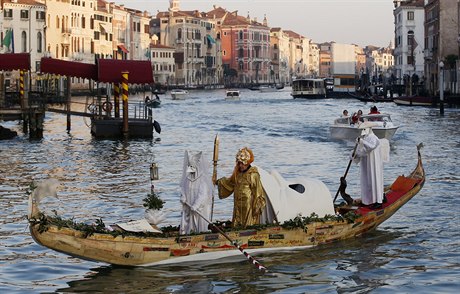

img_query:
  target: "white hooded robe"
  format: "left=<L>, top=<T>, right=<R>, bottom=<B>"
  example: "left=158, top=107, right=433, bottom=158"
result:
left=179, top=151, right=213, bottom=234
left=353, top=131, right=388, bottom=205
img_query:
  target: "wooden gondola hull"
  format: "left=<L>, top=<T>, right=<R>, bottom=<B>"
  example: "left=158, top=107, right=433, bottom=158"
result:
left=29, top=151, right=425, bottom=267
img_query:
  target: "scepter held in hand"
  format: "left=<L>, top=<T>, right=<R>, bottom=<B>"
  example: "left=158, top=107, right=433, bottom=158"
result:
left=211, top=134, right=219, bottom=221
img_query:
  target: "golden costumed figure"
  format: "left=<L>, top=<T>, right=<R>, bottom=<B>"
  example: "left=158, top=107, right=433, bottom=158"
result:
left=216, top=147, right=266, bottom=228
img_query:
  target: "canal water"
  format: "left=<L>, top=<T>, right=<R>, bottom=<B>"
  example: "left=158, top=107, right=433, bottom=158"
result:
left=1, top=89, right=459, bottom=293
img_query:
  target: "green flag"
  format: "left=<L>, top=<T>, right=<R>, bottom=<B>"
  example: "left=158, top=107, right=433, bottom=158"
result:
left=3, top=29, right=11, bottom=48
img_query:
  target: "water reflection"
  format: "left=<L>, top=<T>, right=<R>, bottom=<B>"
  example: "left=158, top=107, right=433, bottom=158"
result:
left=56, top=230, right=402, bottom=293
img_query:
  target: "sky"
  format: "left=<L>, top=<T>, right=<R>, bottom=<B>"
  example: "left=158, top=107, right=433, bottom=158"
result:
left=113, top=0, right=395, bottom=48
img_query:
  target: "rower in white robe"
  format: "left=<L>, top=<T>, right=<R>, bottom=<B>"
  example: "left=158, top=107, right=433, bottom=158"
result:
left=179, top=151, right=213, bottom=234
left=353, top=122, right=390, bottom=208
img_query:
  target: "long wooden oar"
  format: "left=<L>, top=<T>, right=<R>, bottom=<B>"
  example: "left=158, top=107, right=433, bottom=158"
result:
left=333, top=138, right=360, bottom=203
left=184, top=202, right=268, bottom=273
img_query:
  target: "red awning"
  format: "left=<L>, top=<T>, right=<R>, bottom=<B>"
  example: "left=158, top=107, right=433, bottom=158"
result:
left=117, top=45, right=129, bottom=54
left=0, top=53, right=30, bottom=71
left=40, top=57, right=98, bottom=80
left=98, top=59, right=153, bottom=84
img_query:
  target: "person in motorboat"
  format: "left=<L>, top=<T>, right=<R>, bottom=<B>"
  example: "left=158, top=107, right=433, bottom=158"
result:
left=215, top=147, right=266, bottom=228
left=342, top=109, right=349, bottom=118
left=352, top=122, right=390, bottom=209
left=369, top=106, right=380, bottom=114
left=351, top=109, right=363, bottom=125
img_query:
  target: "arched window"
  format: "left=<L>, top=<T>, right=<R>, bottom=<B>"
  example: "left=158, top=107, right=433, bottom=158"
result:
left=37, top=32, right=42, bottom=53
left=21, top=31, right=27, bottom=52
left=407, top=30, right=414, bottom=46
left=177, top=28, right=182, bottom=40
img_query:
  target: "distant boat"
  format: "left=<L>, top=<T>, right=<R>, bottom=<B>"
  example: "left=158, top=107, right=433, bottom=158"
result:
left=170, top=89, right=189, bottom=100
left=259, top=85, right=278, bottom=93
left=393, top=96, right=434, bottom=106
left=225, top=90, right=240, bottom=100
left=146, top=98, right=161, bottom=108
left=291, top=78, right=327, bottom=99
left=350, top=92, right=394, bottom=103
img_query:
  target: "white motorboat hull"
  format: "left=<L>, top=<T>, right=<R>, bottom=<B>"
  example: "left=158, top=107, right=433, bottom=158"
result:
left=171, top=90, right=189, bottom=100
left=330, top=125, right=398, bottom=141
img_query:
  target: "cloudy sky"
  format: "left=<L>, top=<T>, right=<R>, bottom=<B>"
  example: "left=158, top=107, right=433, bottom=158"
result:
left=113, top=0, right=395, bottom=47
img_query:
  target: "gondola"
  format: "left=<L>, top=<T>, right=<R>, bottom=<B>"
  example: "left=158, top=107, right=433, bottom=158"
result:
left=28, top=146, right=425, bottom=267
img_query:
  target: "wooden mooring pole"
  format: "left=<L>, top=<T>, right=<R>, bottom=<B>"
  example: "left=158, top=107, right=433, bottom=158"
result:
left=121, top=71, right=129, bottom=137
left=66, top=76, right=71, bottom=131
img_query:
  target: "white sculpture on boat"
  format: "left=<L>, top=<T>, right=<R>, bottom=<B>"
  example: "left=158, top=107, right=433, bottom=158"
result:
left=258, top=167, right=335, bottom=223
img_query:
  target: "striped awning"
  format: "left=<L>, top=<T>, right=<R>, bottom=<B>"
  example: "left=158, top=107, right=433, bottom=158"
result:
left=117, top=44, right=129, bottom=54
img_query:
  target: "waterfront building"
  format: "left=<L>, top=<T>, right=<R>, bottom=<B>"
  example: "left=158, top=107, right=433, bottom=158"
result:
left=206, top=6, right=271, bottom=85
left=308, top=43, right=320, bottom=78
left=157, top=0, right=221, bottom=86
left=270, top=28, right=290, bottom=84
left=285, top=30, right=310, bottom=79
left=149, top=38, right=175, bottom=85
left=424, top=0, right=459, bottom=95
left=371, top=46, right=394, bottom=84
left=109, top=3, right=130, bottom=60
left=94, top=0, right=114, bottom=60
left=354, top=45, right=367, bottom=89
left=125, top=7, right=151, bottom=61
left=393, top=0, right=425, bottom=88
left=0, top=0, right=46, bottom=79
left=319, top=42, right=332, bottom=78
left=331, top=42, right=357, bottom=94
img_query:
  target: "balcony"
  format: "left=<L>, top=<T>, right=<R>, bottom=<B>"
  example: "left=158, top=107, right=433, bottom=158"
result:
left=61, top=28, right=71, bottom=36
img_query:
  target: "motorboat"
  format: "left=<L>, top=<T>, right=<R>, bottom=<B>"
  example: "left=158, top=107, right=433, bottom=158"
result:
left=330, top=113, right=399, bottom=141
left=291, top=78, right=327, bottom=98
left=170, top=89, right=189, bottom=100
left=225, top=90, right=240, bottom=100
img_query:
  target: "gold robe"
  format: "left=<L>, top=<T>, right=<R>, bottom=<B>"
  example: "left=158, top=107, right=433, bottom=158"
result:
left=217, top=166, right=266, bottom=228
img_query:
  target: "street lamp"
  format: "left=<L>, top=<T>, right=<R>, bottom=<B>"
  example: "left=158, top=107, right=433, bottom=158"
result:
left=439, top=61, right=444, bottom=115
left=150, top=163, right=159, bottom=181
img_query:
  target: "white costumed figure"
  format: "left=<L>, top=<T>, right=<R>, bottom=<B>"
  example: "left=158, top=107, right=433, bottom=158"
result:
left=179, top=151, right=213, bottom=234
left=353, top=122, right=390, bottom=206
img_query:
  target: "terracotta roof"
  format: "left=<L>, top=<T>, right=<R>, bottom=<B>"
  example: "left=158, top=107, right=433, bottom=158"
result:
left=206, top=6, right=227, bottom=19
left=401, top=0, right=424, bottom=7
left=284, top=30, right=303, bottom=39
left=222, top=11, right=268, bottom=28
left=271, top=27, right=282, bottom=32
left=97, top=0, right=108, bottom=12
